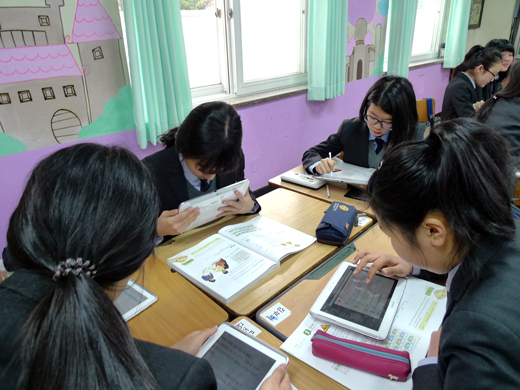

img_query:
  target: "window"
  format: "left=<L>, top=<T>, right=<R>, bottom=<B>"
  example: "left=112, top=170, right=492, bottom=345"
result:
left=42, top=87, right=55, bottom=100
left=410, top=0, right=447, bottom=62
left=38, top=15, right=50, bottom=26
left=18, top=90, right=32, bottom=103
left=92, top=46, right=104, bottom=60
left=63, top=85, right=76, bottom=97
left=0, top=93, right=11, bottom=105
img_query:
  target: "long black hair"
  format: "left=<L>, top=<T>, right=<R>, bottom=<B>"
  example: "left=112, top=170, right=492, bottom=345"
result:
left=367, top=119, right=515, bottom=270
left=160, top=101, right=243, bottom=174
left=7, top=143, right=161, bottom=390
left=358, top=75, right=418, bottom=151
left=453, top=45, right=502, bottom=77
left=485, top=39, right=515, bottom=82
left=476, top=62, right=520, bottom=123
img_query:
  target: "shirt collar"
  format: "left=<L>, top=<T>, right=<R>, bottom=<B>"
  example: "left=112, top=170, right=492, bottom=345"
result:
left=368, top=131, right=390, bottom=142
left=179, top=153, right=204, bottom=189
left=446, top=264, right=461, bottom=293
left=461, top=72, right=476, bottom=89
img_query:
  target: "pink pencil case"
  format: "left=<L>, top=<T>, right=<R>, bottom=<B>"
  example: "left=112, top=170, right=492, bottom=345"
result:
left=311, top=330, right=411, bottom=382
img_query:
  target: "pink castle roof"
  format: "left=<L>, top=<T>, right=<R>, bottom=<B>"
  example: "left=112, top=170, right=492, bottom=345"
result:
left=0, top=45, right=83, bottom=85
left=71, top=0, right=121, bottom=43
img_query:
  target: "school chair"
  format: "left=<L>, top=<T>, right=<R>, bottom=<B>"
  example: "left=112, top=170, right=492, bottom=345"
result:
left=417, top=98, right=436, bottom=138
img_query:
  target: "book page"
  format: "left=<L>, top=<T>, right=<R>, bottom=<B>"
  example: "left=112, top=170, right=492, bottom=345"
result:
left=218, top=216, right=316, bottom=262
left=281, top=277, right=447, bottom=390
left=167, top=234, right=277, bottom=302
left=319, top=158, right=375, bottom=185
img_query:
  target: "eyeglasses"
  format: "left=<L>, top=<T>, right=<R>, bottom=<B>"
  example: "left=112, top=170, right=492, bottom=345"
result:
left=364, top=114, right=393, bottom=130
left=484, top=68, right=497, bottom=78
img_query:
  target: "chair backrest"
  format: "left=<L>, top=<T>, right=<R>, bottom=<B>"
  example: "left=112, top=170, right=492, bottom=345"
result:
left=416, top=99, right=436, bottom=123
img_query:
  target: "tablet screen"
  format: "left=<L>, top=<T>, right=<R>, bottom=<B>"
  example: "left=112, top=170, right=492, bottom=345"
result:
left=320, top=267, right=397, bottom=331
left=202, top=331, right=275, bottom=390
left=115, top=283, right=147, bottom=314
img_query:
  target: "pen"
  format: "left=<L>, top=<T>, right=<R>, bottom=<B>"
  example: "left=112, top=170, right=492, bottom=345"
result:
left=326, top=184, right=330, bottom=198
left=329, top=152, right=333, bottom=178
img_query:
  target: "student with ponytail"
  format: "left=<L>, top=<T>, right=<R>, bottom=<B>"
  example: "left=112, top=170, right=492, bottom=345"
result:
left=353, top=119, right=520, bottom=389
left=0, top=144, right=289, bottom=390
left=441, top=45, right=502, bottom=120
left=476, top=62, right=520, bottom=168
left=144, top=101, right=259, bottom=238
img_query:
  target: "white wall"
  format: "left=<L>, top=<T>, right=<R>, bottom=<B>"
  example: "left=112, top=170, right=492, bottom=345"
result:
left=466, top=0, right=516, bottom=50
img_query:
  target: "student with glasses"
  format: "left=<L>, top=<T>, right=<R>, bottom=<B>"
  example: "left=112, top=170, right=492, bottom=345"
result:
left=441, top=45, right=502, bottom=121
left=302, top=75, right=420, bottom=174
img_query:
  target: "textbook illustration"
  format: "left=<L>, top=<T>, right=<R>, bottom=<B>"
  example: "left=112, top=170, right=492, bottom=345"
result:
left=318, top=157, right=376, bottom=187
left=167, top=216, right=316, bottom=303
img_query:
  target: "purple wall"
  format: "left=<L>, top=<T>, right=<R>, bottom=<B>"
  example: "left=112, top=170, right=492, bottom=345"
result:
left=0, top=63, right=450, bottom=250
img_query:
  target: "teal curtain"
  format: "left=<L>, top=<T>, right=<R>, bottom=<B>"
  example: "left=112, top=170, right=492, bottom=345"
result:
left=307, top=0, right=348, bottom=101
left=386, top=0, right=417, bottom=78
left=443, top=0, right=471, bottom=68
left=122, top=0, right=192, bottom=149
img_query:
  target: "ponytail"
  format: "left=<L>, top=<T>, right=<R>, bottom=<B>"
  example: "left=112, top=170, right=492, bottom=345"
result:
left=159, top=126, right=179, bottom=147
left=453, top=45, right=502, bottom=77
left=7, top=144, right=161, bottom=390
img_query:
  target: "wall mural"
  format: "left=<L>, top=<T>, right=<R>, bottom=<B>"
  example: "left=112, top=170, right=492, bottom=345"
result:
left=0, top=0, right=132, bottom=155
left=346, top=0, right=389, bottom=82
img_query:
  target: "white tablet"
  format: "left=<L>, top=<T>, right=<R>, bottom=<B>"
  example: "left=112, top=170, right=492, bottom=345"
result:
left=310, top=261, right=406, bottom=340
left=197, top=322, right=289, bottom=390
left=113, top=279, right=158, bottom=321
left=280, top=171, right=326, bottom=189
left=179, top=179, right=250, bottom=231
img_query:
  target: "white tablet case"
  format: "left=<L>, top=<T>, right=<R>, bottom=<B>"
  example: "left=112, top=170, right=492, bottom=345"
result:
left=281, top=171, right=326, bottom=189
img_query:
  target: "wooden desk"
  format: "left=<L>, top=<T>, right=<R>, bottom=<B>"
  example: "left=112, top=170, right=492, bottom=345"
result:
left=257, top=224, right=394, bottom=339
left=268, top=165, right=374, bottom=218
left=127, top=259, right=228, bottom=347
left=231, top=317, right=347, bottom=390
left=155, top=189, right=373, bottom=318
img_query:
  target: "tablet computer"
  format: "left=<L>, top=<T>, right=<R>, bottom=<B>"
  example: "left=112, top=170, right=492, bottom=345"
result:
left=197, top=322, right=288, bottom=390
left=280, top=171, right=326, bottom=189
left=179, top=179, right=250, bottom=231
left=114, top=279, right=158, bottom=322
left=310, top=262, right=406, bottom=340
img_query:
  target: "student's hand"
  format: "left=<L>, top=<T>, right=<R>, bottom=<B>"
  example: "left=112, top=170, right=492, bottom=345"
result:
left=218, top=189, right=255, bottom=217
left=171, top=326, right=218, bottom=356
left=473, top=100, right=485, bottom=112
left=259, top=364, right=291, bottom=390
left=157, top=207, right=200, bottom=237
left=427, top=327, right=442, bottom=358
left=315, top=158, right=336, bottom=175
left=352, top=249, right=413, bottom=283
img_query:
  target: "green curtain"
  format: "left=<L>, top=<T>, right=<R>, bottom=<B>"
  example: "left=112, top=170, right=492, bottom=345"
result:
left=122, top=0, right=192, bottom=149
left=307, top=0, right=348, bottom=101
left=386, top=0, right=417, bottom=78
left=443, top=0, right=471, bottom=68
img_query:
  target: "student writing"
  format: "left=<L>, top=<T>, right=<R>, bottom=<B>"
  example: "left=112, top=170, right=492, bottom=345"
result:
left=441, top=45, right=502, bottom=121
left=144, top=102, right=260, bottom=237
left=0, top=143, right=289, bottom=390
left=302, top=75, right=421, bottom=174
left=353, top=119, right=520, bottom=389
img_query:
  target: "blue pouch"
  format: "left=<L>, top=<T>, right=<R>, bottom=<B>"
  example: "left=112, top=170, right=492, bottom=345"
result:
left=316, top=202, right=357, bottom=246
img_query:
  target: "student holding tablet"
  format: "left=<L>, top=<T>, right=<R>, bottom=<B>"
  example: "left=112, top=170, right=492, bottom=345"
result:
left=144, top=101, right=259, bottom=237
left=353, top=119, right=520, bottom=389
left=441, top=45, right=502, bottom=121
left=302, top=75, right=421, bottom=174
left=0, top=144, right=289, bottom=390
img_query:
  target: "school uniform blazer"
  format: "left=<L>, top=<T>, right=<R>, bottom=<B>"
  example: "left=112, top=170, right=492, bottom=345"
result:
left=302, top=117, right=424, bottom=171
left=412, top=220, right=520, bottom=390
left=441, top=72, right=478, bottom=121
left=143, top=145, right=259, bottom=214
left=0, top=270, right=217, bottom=390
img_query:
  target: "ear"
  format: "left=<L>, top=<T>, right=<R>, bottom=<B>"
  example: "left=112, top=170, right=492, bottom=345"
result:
left=475, top=64, right=485, bottom=75
left=421, top=213, right=450, bottom=248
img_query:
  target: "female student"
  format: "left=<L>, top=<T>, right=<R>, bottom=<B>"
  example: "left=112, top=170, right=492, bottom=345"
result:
left=0, top=143, right=290, bottom=390
left=353, top=119, right=520, bottom=389
left=477, top=39, right=515, bottom=101
left=441, top=45, right=502, bottom=121
left=476, top=62, right=520, bottom=168
left=144, top=101, right=259, bottom=237
left=302, top=75, right=420, bottom=174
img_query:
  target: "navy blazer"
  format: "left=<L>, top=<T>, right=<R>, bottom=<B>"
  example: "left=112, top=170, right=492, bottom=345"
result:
left=441, top=73, right=477, bottom=121
left=143, top=145, right=259, bottom=214
left=413, top=220, right=520, bottom=389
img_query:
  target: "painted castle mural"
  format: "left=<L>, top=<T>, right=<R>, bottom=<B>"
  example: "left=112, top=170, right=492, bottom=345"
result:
left=0, top=0, right=127, bottom=150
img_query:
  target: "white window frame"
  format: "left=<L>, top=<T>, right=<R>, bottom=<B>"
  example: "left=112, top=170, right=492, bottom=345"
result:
left=410, top=0, right=448, bottom=63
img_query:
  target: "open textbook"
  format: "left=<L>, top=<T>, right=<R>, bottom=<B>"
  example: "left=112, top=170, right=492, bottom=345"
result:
left=167, top=216, right=316, bottom=303
left=281, top=276, right=447, bottom=390
left=319, top=157, right=375, bottom=187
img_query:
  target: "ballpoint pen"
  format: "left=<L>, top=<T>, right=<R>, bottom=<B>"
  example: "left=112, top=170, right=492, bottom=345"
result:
left=329, top=152, right=333, bottom=178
